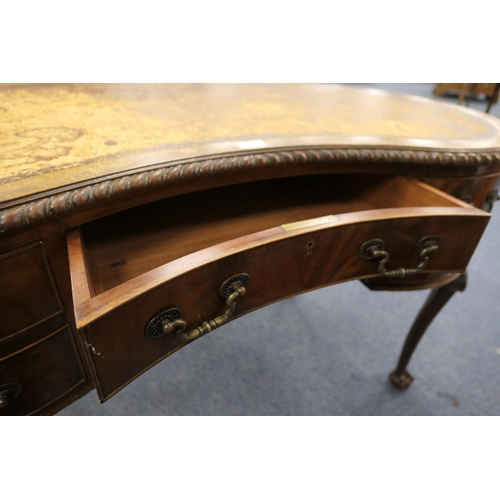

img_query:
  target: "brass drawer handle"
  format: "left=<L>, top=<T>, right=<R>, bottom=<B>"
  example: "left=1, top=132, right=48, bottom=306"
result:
left=145, top=273, right=250, bottom=343
left=0, top=383, right=22, bottom=408
left=359, top=236, right=443, bottom=278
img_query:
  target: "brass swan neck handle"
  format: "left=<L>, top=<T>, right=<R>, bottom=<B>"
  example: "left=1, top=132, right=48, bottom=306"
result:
left=167, top=286, right=246, bottom=343
left=359, top=236, right=443, bottom=278
left=145, top=273, right=250, bottom=343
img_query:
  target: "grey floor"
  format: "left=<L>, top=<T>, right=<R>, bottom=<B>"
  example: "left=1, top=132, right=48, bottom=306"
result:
left=59, top=84, right=500, bottom=416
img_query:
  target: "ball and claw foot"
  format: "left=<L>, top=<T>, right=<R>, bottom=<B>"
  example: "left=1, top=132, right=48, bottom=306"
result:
left=389, top=369, right=414, bottom=389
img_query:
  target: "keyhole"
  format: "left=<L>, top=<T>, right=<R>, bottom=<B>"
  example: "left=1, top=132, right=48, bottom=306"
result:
left=307, top=241, right=315, bottom=255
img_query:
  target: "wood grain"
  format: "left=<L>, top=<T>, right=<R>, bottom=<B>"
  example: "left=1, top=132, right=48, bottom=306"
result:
left=0, top=325, right=87, bottom=416
left=76, top=210, right=489, bottom=400
left=77, top=175, right=462, bottom=294
left=62, top=174, right=490, bottom=399
left=424, top=174, right=500, bottom=210
left=0, top=242, right=63, bottom=341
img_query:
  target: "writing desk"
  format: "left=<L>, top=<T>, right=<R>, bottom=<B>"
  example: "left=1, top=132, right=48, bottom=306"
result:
left=1, top=84, right=499, bottom=415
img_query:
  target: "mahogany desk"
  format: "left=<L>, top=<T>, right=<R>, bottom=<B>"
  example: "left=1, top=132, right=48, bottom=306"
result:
left=1, top=84, right=500, bottom=415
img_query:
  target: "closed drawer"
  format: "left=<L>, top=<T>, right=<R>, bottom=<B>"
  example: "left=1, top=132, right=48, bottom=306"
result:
left=423, top=175, right=500, bottom=211
left=0, top=325, right=87, bottom=415
left=66, top=175, right=490, bottom=400
left=0, top=242, right=63, bottom=343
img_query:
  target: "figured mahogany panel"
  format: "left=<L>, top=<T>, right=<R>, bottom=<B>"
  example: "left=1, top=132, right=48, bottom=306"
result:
left=0, top=325, right=87, bottom=416
left=0, top=242, right=63, bottom=342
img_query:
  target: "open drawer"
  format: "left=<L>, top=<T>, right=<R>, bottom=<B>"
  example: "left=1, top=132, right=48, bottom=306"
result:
left=67, top=174, right=490, bottom=401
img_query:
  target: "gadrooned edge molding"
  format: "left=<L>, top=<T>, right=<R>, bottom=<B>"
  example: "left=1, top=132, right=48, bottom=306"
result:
left=2, top=146, right=500, bottom=234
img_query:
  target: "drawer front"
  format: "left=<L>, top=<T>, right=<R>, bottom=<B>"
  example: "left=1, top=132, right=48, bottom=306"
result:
left=0, top=242, right=63, bottom=342
left=423, top=175, right=500, bottom=211
left=77, top=211, right=489, bottom=400
left=0, top=325, right=87, bottom=416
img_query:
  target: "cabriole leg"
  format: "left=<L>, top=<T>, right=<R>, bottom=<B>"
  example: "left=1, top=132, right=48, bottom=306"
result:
left=389, top=273, right=467, bottom=389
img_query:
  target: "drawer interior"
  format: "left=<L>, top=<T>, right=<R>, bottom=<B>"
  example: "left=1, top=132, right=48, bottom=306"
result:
left=78, top=174, right=465, bottom=295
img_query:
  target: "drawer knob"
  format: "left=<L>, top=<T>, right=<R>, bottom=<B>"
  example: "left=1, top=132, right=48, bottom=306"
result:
left=146, top=273, right=250, bottom=343
left=359, top=236, right=443, bottom=278
left=0, top=383, right=22, bottom=408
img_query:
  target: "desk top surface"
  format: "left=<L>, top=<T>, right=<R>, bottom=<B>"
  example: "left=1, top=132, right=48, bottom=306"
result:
left=2, top=83, right=500, bottom=205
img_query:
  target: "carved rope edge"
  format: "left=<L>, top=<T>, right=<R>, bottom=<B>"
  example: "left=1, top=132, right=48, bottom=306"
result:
left=2, top=147, right=500, bottom=234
